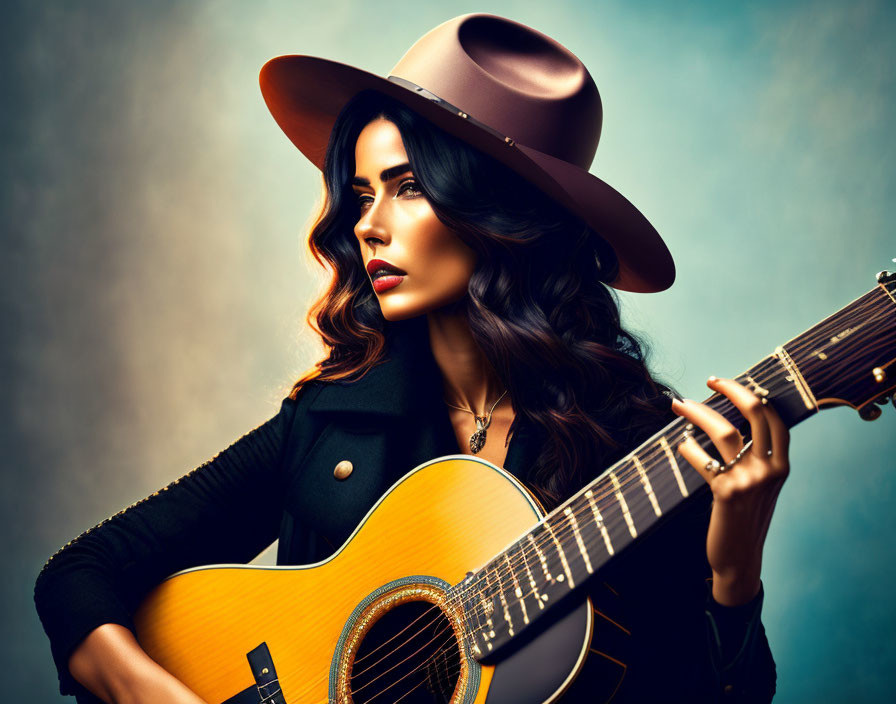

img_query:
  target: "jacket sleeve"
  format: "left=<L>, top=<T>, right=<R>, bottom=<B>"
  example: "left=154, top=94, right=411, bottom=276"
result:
left=704, top=579, right=776, bottom=701
left=33, top=395, right=300, bottom=699
left=608, top=490, right=777, bottom=703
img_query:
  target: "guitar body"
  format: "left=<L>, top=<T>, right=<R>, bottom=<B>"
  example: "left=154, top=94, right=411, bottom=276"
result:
left=134, top=455, right=593, bottom=704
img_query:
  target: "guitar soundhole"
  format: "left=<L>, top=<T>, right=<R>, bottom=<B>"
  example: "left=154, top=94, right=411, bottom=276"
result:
left=349, top=600, right=461, bottom=703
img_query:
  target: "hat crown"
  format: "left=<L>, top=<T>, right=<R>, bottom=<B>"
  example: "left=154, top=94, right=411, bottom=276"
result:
left=389, top=14, right=603, bottom=170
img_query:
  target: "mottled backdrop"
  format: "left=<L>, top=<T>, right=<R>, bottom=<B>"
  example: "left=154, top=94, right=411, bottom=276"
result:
left=3, top=0, right=894, bottom=701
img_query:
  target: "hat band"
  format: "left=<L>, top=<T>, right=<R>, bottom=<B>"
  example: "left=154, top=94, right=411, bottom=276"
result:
left=386, top=75, right=518, bottom=148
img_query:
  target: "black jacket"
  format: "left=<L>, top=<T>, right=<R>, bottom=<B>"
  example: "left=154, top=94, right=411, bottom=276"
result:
left=34, top=316, right=775, bottom=703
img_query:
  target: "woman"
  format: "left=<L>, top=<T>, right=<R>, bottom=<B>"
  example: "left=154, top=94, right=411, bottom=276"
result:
left=34, top=13, right=787, bottom=703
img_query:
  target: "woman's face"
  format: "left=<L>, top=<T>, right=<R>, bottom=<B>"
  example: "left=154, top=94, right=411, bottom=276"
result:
left=351, top=117, right=477, bottom=321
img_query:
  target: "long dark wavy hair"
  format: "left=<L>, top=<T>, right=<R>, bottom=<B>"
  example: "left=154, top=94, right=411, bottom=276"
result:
left=291, top=89, right=675, bottom=509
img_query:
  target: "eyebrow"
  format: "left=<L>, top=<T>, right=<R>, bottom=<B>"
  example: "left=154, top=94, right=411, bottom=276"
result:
left=351, top=162, right=412, bottom=187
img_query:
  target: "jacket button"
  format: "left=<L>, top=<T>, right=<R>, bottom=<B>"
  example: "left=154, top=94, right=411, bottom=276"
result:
left=333, top=460, right=354, bottom=480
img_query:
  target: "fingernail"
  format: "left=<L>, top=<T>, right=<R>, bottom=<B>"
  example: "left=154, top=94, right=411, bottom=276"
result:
left=707, top=375, right=718, bottom=383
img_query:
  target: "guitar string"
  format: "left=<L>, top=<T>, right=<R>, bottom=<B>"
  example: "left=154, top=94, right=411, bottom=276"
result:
left=303, top=622, right=459, bottom=704
left=782, top=296, right=894, bottom=375
left=297, top=296, right=894, bottom=698
left=362, top=630, right=461, bottom=704
left=348, top=618, right=460, bottom=698
left=784, top=289, right=891, bottom=359
left=349, top=623, right=469, bottom=704
left=352, top=600, right=450, bottom=667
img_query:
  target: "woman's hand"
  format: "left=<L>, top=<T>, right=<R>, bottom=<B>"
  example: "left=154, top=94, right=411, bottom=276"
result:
left=670, top=376, right=790, bottom=606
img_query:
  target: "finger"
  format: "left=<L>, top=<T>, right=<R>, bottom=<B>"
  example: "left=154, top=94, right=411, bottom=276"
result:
left=676, top=435, right=721, bottom=485
left=706, top=376, right=772, bottom=457
left=764, top=401, right=790, bottom=474
left=670, top=397, right=743, bottom=463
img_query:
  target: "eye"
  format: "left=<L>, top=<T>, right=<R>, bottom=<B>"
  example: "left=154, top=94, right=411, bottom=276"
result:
left=353, top=178, right=421, bottom=213
left=356, top=192, right=373, bottom=211
left=397, top=178, right=422, bottom=197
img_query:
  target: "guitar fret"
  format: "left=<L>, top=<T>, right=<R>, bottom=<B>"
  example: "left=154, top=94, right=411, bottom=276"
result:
left=774, top=345, right=818, bottom=411
left=467, top=593, right=485, bottom=657
left=585, top=489, right=614, bottom=555
left=518, top=539, right=545, bottom=610
left=528, top=533, right=554, bottom=591
left=491, top=563, right=515, bottom=636
left=633, top=456, right=662, bottom=517
left=659, top=436, right=689, bottom=497
left=544, top=519, right=575, bottom=588
left=609, top=472, right=637, bottom=538
left=564, top=506, right=593, bottom=574
left=881, top=278, right=896, bottom=305
left=503, top=553, right=529, bottom=625
left=480, top=569, right=497, bottom=651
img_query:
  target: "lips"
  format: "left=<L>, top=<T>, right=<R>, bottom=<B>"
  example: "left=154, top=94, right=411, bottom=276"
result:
left=366, top=258, right=407, bottom=280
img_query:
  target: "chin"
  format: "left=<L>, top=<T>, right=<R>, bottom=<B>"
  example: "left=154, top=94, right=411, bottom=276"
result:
left=377, top=291, right=469, bottom=321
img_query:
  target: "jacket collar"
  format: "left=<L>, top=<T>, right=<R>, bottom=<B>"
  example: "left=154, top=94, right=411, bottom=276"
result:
left=307, top=315, right=542, bottom=483
left=307, top=316, right=442, bottom=419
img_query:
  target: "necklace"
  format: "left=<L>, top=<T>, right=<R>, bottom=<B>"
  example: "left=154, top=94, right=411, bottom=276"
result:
left=443, top=389, right=508, bottom=454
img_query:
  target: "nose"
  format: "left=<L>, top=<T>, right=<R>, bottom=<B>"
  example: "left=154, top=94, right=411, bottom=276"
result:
left=354, top=197, right=391, bottom=250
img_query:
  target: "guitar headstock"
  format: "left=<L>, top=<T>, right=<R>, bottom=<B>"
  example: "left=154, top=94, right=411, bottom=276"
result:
left=786, top=271, right=896, bottom=421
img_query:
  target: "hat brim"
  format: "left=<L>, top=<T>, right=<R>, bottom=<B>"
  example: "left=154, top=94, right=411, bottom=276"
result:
left=260, top=55, right=674, bottom=293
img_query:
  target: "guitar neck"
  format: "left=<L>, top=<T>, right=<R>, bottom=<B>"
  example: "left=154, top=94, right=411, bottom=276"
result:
left=458, top=280, right=896, bottom=659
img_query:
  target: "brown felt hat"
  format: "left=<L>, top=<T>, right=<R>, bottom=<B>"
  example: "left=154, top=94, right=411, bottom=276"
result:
left=259, top=12, right=675, bottom=293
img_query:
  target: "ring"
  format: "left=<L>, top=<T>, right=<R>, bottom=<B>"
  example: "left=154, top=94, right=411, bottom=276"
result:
left=724, top=439, right=754, bottom=470
left=704, top=459, right=723, bottom=475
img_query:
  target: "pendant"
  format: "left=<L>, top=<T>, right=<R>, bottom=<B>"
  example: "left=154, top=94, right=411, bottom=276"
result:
left=469, top=416, right=489, bottom=454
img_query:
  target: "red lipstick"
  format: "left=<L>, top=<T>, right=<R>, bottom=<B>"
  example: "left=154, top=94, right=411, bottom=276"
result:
left=366, top=258, right=407, bottom=293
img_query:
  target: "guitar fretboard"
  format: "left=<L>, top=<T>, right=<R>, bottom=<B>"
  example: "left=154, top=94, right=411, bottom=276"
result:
left=455, top=284, right=895, bottom=659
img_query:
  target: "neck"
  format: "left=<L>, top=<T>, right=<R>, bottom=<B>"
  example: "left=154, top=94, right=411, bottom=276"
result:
left=426, top=307, right=504, bottom=415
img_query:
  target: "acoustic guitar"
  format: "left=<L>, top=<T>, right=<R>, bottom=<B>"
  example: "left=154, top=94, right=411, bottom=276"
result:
left=133, top=271, right=896, bottom=704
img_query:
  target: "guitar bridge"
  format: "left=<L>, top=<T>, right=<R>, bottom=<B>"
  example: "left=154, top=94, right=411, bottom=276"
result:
left=220, top=642, right=286, bottom=704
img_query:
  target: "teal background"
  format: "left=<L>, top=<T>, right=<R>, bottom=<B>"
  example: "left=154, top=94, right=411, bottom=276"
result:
left=3, top=0, right=894, bottom=701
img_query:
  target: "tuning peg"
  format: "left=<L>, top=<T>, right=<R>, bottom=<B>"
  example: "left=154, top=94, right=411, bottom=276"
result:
left=859, top=404, right=883, bottom=421
left=876, top=270, right=895, bottom=284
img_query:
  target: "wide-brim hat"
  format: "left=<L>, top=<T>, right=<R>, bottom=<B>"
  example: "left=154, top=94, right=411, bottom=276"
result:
left=259, top=13, right=674, bottom=293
